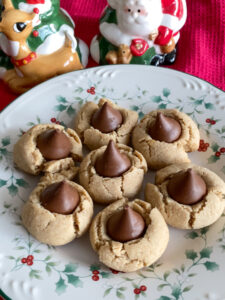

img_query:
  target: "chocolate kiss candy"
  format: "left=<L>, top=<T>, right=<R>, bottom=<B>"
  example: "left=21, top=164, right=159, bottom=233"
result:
left=106, top=205, right=146, bottom=242
left=91, top=102, right=123, bottom=133
left=167, top=168, right=207, bottom=205
left=40, top=181, right=80, bottom=215
left=149, top=112, right=182, bottom=143
left=95, top=140, right=131, bottom=177
left=37, top=129, right=72, bottom=160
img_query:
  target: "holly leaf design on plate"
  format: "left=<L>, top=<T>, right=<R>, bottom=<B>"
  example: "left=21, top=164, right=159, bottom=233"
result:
left=15, top=178, right=29, bottom=188
left=185, top=250, right=198, bottom=261
left=1, top=137, right=10, bottom=147
left=200, top=247, right=213, bottom=259
left=162, top=88, right=170, bottom=97
left=55, top=277, right=67, bottom=295
left=203, top=261, right=219, bottom=272
left=63, top=263, right=78, bottom=273
left=66, top=274, right=83, bottom=288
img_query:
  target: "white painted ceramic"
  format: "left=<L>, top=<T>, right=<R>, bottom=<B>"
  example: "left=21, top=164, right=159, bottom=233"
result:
left=0, top=65, right=224, bottom=300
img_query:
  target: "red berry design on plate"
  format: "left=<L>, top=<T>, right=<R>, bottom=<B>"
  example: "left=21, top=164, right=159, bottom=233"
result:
left=140, top=285, right=147, bottom=291
left=215, top=152, right=221, bottom=157
left=56, top=121, right=60, bottom=125
left=198, top=139, right=210, bottom=152
left=92, top=270, right=99, bottom=275
left=27, top=260, right=33, bottom=266
left=21, top=258, right=27, bottom=264
left=134, top=288, right=141, bottom=295
left=110, top=268, right=119, bottom=274
left=92, top=275, right=99, bottom=281
left=27, top=255, right=34, bottom=260
left=206, top=118, right=211, bottom=123
left=211, top=120, right=216, bottom=125
left=220, top=147, right=225, bottom=153
left=51, top=117, right=56, bottom=123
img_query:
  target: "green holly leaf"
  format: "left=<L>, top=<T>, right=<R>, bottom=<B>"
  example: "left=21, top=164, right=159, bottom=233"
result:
left=57, top=96, right=67, bottom=103
left=15, top=178, right=29, bottom=188
left=116, top=290, right=125, bottom=299
left=204, top=103, right=215, bottom=110
left=104, top=287, right=112, bottom=297
left=118, top=287, right=126, bottom=291
left=171, top=285, right=182, bottom=299
left=157, top=296, right=172, bottom=300
left=173, top=268, right=180, bottom=275
left=208, top=155, right=220, bottom=164
left=0, top=179, right=7, bottom=187
left=45, top=265, right=52, bottom=275
left=7, top=184, right=18, bottom=197
left=162, top=88, right=170, bottom=97
left=211, top=142, right=220, bottom=152
left=158, top=103, right=167, bottom=109
left=183, top=285, right=193, bottom=292
left=44, top=255, right=51, bottom=261
left=188, top=273, right=197, bottom=277
left=157, top=284, right=169, bottom=291
left=185, top=250, right=198, bottom=261
left=186, top=231, right=199, bottom=239
left=90, top=264, right=100, bottom=271
left=55, top=277, right=67, bottom=295
left=151, top=96, right=163, bottom=103
left=47, top=262, right=59, bottom=267
left=74, top=87, right=83, bottom=93
left=54, top=104, right=67, bottom=112
left=100, top=271, right=110, bottom=278
left=200, top=247, right=213, bottom=259
left=163, top=271, right=170, bottom=280
left=63, top=263, right=78, bottom=273
left=0, top=148, right=8, bottom=156
left=194, top=99, right=203, bottom=105
left=138, top=112, right=145, bottom=119
left=7, top=256, right=15, bottom=260
left=131, top=105, right=139, bottom=111
left=67, top=106, right=76, bottom=117
left=67, top=274, right=83, bottom=288
left=1, top=137, right=10, bottom=147
left=36, top=116, right=41, bottom=124
left=203, top=261, right=219, bottom=271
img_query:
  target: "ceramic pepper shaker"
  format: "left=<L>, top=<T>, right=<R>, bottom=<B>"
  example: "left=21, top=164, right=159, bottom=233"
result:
left=0, top=0, right=88, bottom=94
left=90, top=0, right=187, bottom=66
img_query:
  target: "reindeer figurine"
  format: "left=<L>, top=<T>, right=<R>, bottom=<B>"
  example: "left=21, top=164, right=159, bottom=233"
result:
left=0, top=0, right=85, bottom=94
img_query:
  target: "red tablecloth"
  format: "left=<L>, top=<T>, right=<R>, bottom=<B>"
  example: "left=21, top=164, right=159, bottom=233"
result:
left=0, top=0, right=224, bottom=111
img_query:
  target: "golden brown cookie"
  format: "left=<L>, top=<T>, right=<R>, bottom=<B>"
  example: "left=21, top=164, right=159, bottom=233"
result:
left=14, top=124, right=82, bottom=175
left=89, top=198, right=169, bottom=272
left=79, top=143, right=147, bottom=204
left=22, top=172, right=93, bottom=246
left=145, top=163, right=225, bottom=229
left=132, top=109, right=200, bottom=170
left=74, top=98, right=138, bottom=150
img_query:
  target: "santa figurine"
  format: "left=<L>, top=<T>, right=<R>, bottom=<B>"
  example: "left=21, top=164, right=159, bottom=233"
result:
left=90, top=0, right=187, bottom=66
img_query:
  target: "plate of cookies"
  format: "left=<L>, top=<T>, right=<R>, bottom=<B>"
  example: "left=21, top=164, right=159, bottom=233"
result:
left=0, top=65, right=225, bottom=300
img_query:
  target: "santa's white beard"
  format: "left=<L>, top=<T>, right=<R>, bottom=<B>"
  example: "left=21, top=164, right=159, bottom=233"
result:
left=0, top=33, right=20, bottom=57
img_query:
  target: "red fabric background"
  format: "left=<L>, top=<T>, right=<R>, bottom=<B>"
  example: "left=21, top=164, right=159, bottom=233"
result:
left=0, top=0, right=224, bottom=111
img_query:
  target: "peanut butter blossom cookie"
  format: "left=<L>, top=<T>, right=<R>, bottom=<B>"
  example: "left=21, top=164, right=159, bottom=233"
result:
left=89, top=198, right=169, bottom=272
left=145, top=163, right=225, bottom=229
left=132, top=109, right=200, bottom=169
left=22, top=172, right=93, bottom=246
left=79, top=140, right=147, bottom=204
left=74, top=98, right=138, bottom=150
left=13, top=124, right=82, bottom=175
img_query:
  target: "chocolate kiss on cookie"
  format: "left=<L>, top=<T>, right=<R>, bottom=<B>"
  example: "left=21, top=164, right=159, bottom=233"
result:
left=37, top=129, right=72, bottom=160
left=91, top=102, right=123, bottom=133
left=95, top=140, right=131, bottom=177
left=167, top=168, right=207, bottom=205
left=40, top=181, right=80, bottom=215
left=106, top=205, right=146, bottom=242
left=149, top=112, right=182, bottom=143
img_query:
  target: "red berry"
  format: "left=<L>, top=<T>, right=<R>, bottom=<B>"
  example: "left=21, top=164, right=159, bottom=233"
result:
left=211, top=120, right=216, bottom=125
left=140, top=285, right=147, bottom=291
left=205, top=143, right=209, bottom=147
left=112, top=270, right=119, bottom=274
left=134, top=288, right=141, bottom=295
left=32, top=30, right=39, bottom=37
left=198, top=148, right=202, bottom=152
left=215, top=152, right=221, bottom=157
left=200, top=139, right=204, bottom=145
left=33, top=7, right=39, bottom=14
left=206, top=119, right=211, bottom=123
left=51, top=117, right=56, bottom=123
left=27, top=260, right=33, bottom=266
left=90, top=86, right=95, bottom=91
left=87, top=89, right=90, bottom=93
left=90, top=91, right=95, bottom=95
left=92, top=275, right=99, bottom=281
left=92, top=270, right=99, bottom=275
left=56, top=121, right=60, bottom=124
left=27, top=255, right=34, bottom=260
left=220, top=148, right=225, bottom=153
left=21, top=258, right=27, bottom=264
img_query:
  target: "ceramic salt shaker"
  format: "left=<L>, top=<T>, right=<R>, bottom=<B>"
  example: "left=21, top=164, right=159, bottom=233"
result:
left=90, top=0, right=187, bottom=66
left=0, top=0, right=88, bottom=94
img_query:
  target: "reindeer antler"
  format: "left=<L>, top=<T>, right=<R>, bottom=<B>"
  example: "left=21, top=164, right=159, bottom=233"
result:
left=2, top=0, right=13, bottom=11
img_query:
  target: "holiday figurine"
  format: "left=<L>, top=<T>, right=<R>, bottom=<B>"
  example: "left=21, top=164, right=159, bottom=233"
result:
left=0, top=0, right=88, bottom=94
left=90, top=0, right=187, bottom=66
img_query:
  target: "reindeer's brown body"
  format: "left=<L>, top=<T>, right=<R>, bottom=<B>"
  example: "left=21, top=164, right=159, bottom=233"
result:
left=0, top=0, right=83, bottom=94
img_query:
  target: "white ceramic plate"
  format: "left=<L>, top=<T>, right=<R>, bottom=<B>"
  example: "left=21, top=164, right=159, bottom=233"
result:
left=0, top=65, right=225, bottom=300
